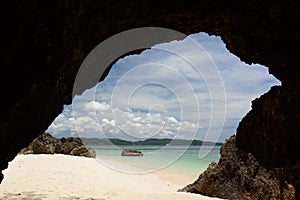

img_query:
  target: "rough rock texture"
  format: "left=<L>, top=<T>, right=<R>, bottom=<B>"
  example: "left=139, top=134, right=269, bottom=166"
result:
left=179, top=136, right=296, bottom=199
left=31, top=133, right=62, bottom=154
left=237, top=85, right=300, bottom=167
left=20, top=133, right=96, bottom=158
left=56, top=137, right=84, bottom=155
left=0, top=0, right=299, bottom=196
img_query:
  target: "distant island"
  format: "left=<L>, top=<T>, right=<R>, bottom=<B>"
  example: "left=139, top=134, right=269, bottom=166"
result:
left=82, top=138, right=223, bottom=146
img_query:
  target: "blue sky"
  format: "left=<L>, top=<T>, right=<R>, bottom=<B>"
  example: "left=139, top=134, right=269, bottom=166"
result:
left=47, top=32, right=280, bottom=142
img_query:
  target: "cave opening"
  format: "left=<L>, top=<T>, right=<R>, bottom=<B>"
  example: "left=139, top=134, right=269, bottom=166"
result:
left=48, top=32, right=280, bottom=143
left=1, top=32, right=281, bottom=196
left=45, top=32, right=280, bottom=173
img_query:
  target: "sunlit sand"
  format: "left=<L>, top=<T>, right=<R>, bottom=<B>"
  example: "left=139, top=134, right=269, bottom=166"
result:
left=0, top=154, right=223, bottom=199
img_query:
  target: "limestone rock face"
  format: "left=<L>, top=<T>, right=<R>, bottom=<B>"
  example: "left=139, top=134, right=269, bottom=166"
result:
left=70, top=146, right=96, bottom=158
left=31, top=133, right=62, bottom=154
left=179, top=136, right=296, bottom=199
left=237, top=86, right=300, bottom=167
left=56, top=137, right=83, bottom=155
left=121, top=149, right=143, bottom=156
left=20, top=133, right=96, bottom=158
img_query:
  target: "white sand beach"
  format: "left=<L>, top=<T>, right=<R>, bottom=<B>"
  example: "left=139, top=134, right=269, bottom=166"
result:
left=0, top=154, right=223, bottom=200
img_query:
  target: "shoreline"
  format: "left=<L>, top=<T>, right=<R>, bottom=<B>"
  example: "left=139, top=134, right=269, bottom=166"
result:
left=0, top=154, right=223, bottom=199
left=95, top=156, right=197, bottom=187
left=93, top=145, right=220, bottom=180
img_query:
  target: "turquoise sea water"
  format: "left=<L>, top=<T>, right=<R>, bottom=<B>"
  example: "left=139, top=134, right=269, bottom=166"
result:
left=90, top=145, right=221, bottom=179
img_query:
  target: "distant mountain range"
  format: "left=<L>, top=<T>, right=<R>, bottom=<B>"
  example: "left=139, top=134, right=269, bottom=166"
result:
left=82, top=138, right=223, bottom=146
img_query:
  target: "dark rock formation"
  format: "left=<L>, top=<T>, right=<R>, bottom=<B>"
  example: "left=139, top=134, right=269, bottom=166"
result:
left=121, top=149, right=143, bottom=156
left=56, top=137, right=84, bottom=155
left=20, top=133, right=96, bottom=158
left=179, top=136, right=296, bottom=199
left=237, top=85, right=300, bottom=167
left=0, top=0, right=299, bottom=196
left=69, top=146, right=96, bottom=158
left=31, top=133, right=62, bottom=154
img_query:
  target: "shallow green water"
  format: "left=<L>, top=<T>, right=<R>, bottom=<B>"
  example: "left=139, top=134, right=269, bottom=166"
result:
left=90, top=145, right=221, bottom=178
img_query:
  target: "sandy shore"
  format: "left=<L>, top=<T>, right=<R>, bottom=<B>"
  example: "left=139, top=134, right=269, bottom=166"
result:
left=0, top=154, right=222, bottom=200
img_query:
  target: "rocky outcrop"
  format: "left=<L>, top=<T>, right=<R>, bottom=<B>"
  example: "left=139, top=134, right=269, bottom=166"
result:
left=20, top=133, right=96, bottom=158
left=179, top=136, right=297, bottom=199
left=121, top=149, right=143, bottom=156
left=30, top=133, right=62, bottom=154
left=236, top=86, right=300, bottom=167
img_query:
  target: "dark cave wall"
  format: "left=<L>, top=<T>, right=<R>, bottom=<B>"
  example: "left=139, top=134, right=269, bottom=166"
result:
left=0, top=0, right=299, bottom=186
left=237, top=85, right=300, bottom=167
